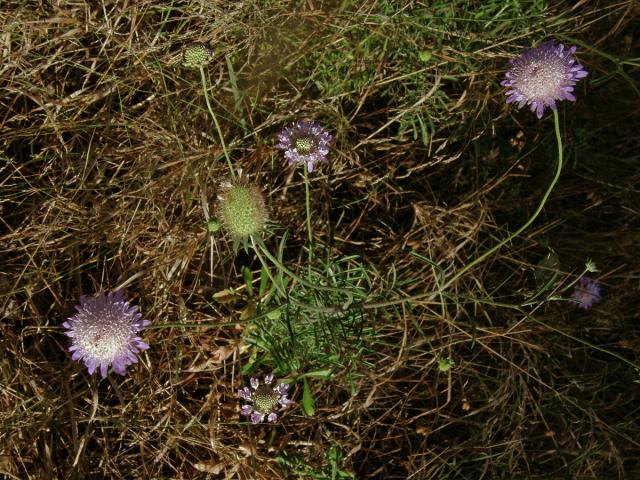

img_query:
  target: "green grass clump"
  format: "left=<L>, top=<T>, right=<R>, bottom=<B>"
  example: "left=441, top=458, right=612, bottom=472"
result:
left=243, top=251, right=372, bottom=375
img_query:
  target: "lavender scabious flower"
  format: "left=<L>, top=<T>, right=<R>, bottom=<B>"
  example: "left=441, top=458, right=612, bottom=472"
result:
left=501, top=40, right=588, bottom=119
left=571, top=276, right=601, bottom=310
left=276, top=119, right=332, bottom=173
left=63, top=290, right=150, bottom=378
left=239, top=374, right=292, bottom=424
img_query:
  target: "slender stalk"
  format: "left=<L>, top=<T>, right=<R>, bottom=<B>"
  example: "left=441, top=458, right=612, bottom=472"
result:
left=527, top=315, right=639, bottom=370
left=247, top=423, right=257, bottom=477
left=363, top=110, right=565, bottom=310
left=199, top=66, right=235, bottom=179
left=303, top=166, right=313, bottom=272
left=442, top=110, right=563, bottom=290
left=480, top=298, right=639, bottom=371
left=250, top=236, right=287, bottom=298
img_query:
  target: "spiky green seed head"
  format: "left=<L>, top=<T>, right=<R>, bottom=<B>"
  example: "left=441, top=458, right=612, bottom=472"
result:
left=183, top=43, right=213, bottom=69
left=217, top=182, right=267, bottom=239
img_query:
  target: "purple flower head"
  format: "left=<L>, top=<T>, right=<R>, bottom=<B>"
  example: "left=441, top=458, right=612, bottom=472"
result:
left=501, top=40, right=588, bottom=119
left=62, top=290, right=150, bottom=378
left=238, top=374, right=292, bottom=424
left=571, top=276, right=601, bottom=310
left=276, top=120, right=332, bottom=173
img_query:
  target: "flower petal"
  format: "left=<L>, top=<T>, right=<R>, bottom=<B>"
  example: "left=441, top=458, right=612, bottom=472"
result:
left=250, top=412, right=264, bottom=424
left=239, top=387, right=252, bottom=401
left=63, top=291, right=150, bottom=378
left=502, top=39, right=587, bottom=118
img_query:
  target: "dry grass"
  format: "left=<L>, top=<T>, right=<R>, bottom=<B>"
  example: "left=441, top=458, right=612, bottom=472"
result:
left=1, top=0, right=640, bottom=478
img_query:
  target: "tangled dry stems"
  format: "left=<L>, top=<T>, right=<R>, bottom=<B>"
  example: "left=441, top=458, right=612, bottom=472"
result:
left=1, top=1, right=639, bottom=478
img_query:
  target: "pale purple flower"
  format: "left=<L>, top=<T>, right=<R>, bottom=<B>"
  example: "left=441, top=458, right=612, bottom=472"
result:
left=238, top=374, right=292, bottom=423
left=501, top=40, right=588, bottom=119
left=571, top=276, right=601, bottom=310
left=276, top=120, right=332, bottom=172
left=63, top=290, right=150, bottom=378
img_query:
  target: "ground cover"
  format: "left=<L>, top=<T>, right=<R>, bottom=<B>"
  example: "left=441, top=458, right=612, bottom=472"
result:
left=1, top=1, right=639, bottom=478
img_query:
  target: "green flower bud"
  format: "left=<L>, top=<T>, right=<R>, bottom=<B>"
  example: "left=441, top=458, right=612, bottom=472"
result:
left=585, top=259, right=598, bottom=273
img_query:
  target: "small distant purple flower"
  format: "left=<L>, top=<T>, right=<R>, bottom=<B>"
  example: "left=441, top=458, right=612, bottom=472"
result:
left=63, top=290, right=150, bottom=378
left=501, top=40, right=588, bottom=119
left=239, top=374, right=292, bottom=424
left=571, top=277, right=601, bottom=310
left=276, top=120, right=332, bottom=173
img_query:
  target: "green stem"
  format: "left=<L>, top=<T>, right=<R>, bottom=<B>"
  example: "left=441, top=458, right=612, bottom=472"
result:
left=199, top=66, right=235, bottom=179
left=251, top=239, right=346, bottom=310
left=303, top=166, right=313, bottom=272
left=442, top=109, right=564, bottom=290
left=250, top=237, right=287, bottom=299
left=521, top=265, right=591, bottom=307
left=363, top=110, right=565, bottom=310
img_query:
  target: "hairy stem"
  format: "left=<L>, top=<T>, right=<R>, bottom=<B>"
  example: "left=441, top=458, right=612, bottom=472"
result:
left=199, top=66, right=235, bottom=179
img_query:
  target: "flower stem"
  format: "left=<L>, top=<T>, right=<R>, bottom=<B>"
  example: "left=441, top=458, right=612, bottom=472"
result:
left=251, top=239, right=287, bottom=298
left=440, top=109, right=564, bottom=290
left=303, top=166, right=313, bottom=272
left=362, top=110, right=565, bottom=310
left=199, top=66, right=235, bottom=179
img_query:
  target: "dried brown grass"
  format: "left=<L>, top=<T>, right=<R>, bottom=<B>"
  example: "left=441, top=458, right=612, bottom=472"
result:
left=2, top=0, right=640, bottom=479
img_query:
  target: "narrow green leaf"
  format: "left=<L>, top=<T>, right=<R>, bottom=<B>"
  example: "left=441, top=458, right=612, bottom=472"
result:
left=259, top=264, right=269, bottom=298
left=242, top=265, right=253, bottom=297
left=298, top=369, right=332, bottom=380
left=301, top=377, right=315, bottom=416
